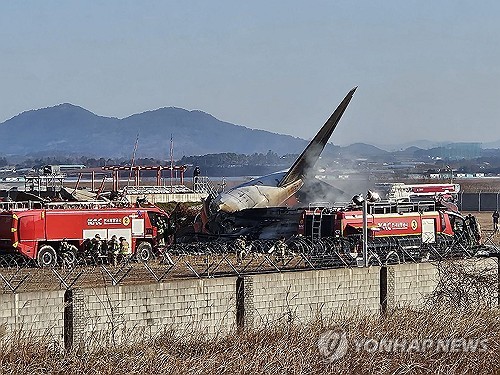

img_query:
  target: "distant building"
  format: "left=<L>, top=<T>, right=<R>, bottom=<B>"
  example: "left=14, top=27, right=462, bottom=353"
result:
left=442, top=143, right=482, bottom=160
left=59, top=164, right=86, bottom=171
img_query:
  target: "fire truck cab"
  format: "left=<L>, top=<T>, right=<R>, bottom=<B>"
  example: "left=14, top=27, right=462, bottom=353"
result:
left=0, top=204, right=170, bottom=267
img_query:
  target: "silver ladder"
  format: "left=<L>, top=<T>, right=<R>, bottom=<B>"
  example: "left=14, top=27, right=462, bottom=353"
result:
left=311, top=207, right=323, bottom=241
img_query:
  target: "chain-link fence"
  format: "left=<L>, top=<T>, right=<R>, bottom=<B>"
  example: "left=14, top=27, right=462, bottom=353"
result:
left=0, top=235, right=483, bottom=294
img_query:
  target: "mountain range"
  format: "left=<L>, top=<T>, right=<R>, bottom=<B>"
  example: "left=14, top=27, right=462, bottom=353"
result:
left=0, top=104, right=311, bottom=159
left=0, top=103, right=498, bottom=160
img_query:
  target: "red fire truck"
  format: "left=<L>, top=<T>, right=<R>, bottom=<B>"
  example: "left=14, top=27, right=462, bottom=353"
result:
left=0, top=203, right=170, bottom=267
left=298, top=200, right=480, bottom=257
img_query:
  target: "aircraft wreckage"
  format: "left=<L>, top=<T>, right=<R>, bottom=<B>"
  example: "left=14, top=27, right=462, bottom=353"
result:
left=192, top=87, right=357, bottom=239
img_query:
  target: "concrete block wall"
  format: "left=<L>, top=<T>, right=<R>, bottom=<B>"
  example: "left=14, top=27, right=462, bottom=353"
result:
left=79, top=276, right=237, bottom=345
left=0, top=290, right=65, bottom=342
left=390, top=262, right=439, bottom=306
left=0, top=258, right=496, bottom=349
left=389, top=258, right=499, bottom=307
left=247, top=267, right=381, bottom=326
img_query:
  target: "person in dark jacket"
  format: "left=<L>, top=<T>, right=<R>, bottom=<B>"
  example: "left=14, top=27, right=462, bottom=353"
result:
left=493, top=210, right=499, bottom=232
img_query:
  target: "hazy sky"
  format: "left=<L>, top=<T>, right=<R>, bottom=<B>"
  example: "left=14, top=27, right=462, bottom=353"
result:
left=1, top=1, right=500, bottom=147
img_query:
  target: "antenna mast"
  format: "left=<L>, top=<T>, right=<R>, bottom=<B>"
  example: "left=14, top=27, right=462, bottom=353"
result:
left=127, top=133, right=139, bottom=187
left=169, top=134, right=174, bottom=188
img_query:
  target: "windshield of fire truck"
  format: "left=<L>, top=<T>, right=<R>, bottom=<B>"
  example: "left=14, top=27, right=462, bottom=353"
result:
left=448, top=213, right=464, bottom=233
left=147, top=211, right=168, bottom=229
left=0, top=214, right=13, bottom=240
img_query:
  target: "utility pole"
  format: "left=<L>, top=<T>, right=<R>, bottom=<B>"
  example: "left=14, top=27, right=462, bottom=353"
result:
left=363, top=197, right=368, bottom=267
left=127, top=134, right=139, bottom=188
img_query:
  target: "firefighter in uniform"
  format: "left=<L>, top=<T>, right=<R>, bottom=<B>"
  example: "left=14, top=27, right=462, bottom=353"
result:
left=91, top=234, right=103, bottom=262
left=156, top=216, right=166, bottom=247
left=107, top=235, right=120, bottom=266
left=119, top=237, right=131, bottom=262
left=235, top=235, right=247, bottom=264
left=275, top=236, right=287, bottom=262
left=193, top=166, right=201, bottom=189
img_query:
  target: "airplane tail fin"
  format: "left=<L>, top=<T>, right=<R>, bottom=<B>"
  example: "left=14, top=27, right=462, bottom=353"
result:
left=278, top=87, right=357, bottom=187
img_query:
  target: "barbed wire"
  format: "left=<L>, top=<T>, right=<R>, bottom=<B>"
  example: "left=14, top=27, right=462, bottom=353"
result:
left=0, top=235, right=482, bottom=294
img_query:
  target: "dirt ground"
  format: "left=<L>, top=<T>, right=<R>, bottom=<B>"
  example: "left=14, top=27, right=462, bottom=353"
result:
left=456, top=178, right=500, bottom=192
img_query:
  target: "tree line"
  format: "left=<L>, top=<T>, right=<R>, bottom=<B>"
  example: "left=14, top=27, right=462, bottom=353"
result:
left=2, top=151, right=299, bottom=170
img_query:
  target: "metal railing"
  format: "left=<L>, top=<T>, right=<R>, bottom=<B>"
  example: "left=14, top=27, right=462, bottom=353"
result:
left=193, top=176, right=219, bottom=197
left=123, top=185, right=193, bottom=195
left=0, top=200, right=125, bottom=211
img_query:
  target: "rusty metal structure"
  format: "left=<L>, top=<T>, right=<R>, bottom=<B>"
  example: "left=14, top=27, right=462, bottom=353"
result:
left=102, top=165, right=188, bottom=191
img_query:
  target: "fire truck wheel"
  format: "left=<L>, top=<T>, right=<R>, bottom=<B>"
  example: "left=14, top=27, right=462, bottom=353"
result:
left=61, top=245, right=78, bottom=267
left=37, top=245, right=58, bottom=268
left=137, top=242, right=153, bottom=262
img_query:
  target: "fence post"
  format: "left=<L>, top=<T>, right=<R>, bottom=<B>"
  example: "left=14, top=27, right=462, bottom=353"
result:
left=380, top=267, right=387, bottom=315
left=64, top=288, right=85, bottom=352
left=236, top=276, right=254, bottom=330
left=380, top=266, right=395, bottom=315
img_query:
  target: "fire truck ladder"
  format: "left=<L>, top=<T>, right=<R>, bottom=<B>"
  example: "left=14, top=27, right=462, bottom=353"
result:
left=44, top=201, right=119, bottom=209
left=0, top=201, right=44, bottom=211
left=311, top=207, right=325, bottom=241
left=0, top=200, right=123, bottom=211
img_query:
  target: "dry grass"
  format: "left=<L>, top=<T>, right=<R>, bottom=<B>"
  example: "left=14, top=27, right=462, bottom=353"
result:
left=0, top=306, right=499, bottom=375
